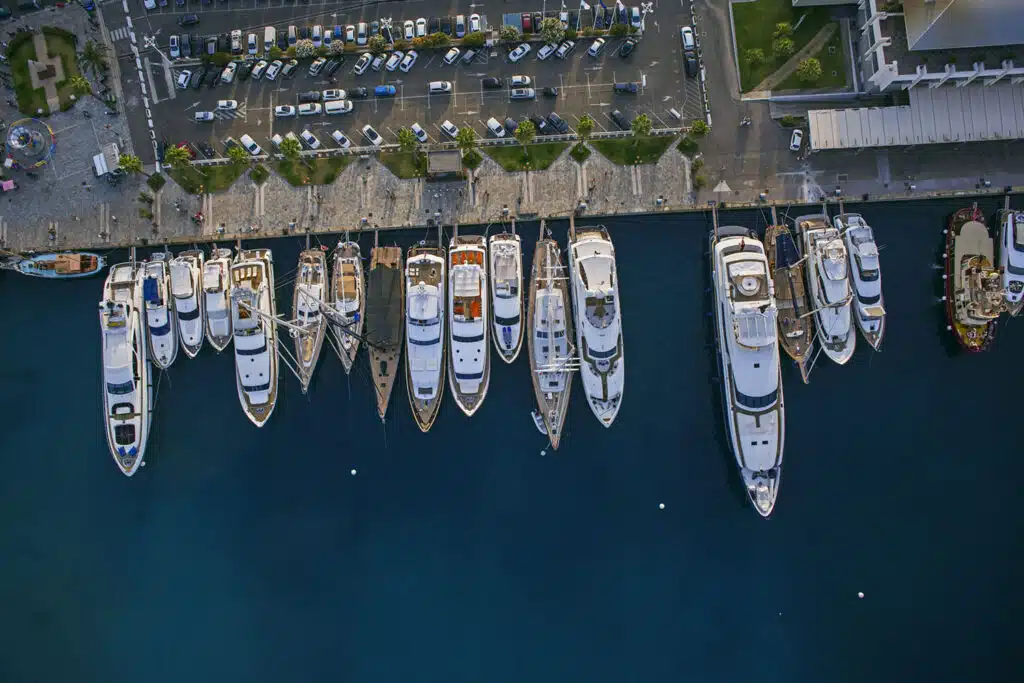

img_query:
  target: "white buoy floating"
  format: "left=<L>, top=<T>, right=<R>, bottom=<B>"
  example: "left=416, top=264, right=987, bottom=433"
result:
left=350, top=469, right=357, bottom=476
left=857, top=591, right=865, bottom=599
left=659, top=503, right=665, bottom=510
left=540, top=449, right=546, bottom=457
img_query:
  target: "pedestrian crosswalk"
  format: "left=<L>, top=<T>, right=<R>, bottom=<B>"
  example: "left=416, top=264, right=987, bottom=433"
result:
left=110, top=27, right=130, bottom=42
left=215, top=108, right=246, bottom=121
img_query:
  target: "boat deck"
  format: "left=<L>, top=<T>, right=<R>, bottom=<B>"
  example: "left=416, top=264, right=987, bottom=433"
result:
left=367, top=246, right=404, bottom=419
left=765, top=225, right=814, bottom=363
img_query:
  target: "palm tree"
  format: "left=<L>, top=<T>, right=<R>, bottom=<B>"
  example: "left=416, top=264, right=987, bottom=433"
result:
left=69, top=76, right=92, bottom=97
left=279, top=136, right=302, bottom=165
left=164, top=145, right=193, bottom=171
left=397, top=127, right=418, bottom=154
left=118, top=153, right=144, bottom=176
left=631, top=113, right=653, bottom=138
left=227, top=145, right=250, bottom=168
left=514, top=120, right=536, bottom=161
left=455, top=127, right=477, bottom=154
left=79, top=40, right=108, bottom=75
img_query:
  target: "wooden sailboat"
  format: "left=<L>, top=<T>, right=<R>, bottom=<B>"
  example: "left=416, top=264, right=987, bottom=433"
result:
left=365, top=235, right=404, bottom=419
left=764, top=214, right=814, bottom=381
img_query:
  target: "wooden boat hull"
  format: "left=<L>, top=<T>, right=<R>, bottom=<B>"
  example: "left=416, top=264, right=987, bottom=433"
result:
left=330, top=242, right=366, bottom=373
left=764, top=225, right=814, bottom=366
left=944, top=207, right=997, bottom=352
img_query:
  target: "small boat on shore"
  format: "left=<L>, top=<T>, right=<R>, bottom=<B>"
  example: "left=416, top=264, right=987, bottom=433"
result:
left=568, top=225, right=624, bottom=427
left=710, top=225, right=784, bottom=518
left=836, top=213, right=886, bottom=350
left=137, top=252, right=178, bottom=370
left=292, top=249, right=327, bottom=393
left=527, top=238, right=574, bottom=449
left=405, top=243, right=446, bottom=432
left=998, top=209, right=1024, bottom=315
left=799, top=214, right=855, bottom=365
left=365, top=244, right=404, bottom=420
left=448, top=234, right=490, bottom=417
left=328, top=240, right=366, bottom=373
left=764, top=223, right=814, bottom=369
left=170, top=249, right=205, bottom=358
left=488, top=232, right=524, bottom=363
left=14, top=251, right=106, bottom=279
left=100, top=262, right=153, bottom=477
left=231, top=248, right=278, bottom=427
left=945, top=207, right=1006, bottom=351
left=202, top=247, right=233, bottom=352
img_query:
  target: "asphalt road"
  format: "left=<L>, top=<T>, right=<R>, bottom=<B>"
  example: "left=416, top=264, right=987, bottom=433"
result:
left=107, top=0, right=706, bottom=160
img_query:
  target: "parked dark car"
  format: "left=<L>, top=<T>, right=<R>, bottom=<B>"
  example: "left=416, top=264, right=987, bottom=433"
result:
left=236, top=60, right=252, bottom=80
left=614, top=82, right=639, bottom=94
left=542, top=86, right=559, bottom=97
left=277, top=34, right=288, bottom=50
left=371, top=20, right=380, bottom=35
left=481, top=77, right=503, bottom=89
left=504, top=117, right=519, bottom=135
left=299, top=26, right=309, bottom=40
left=610, top=109, right=629, bottom=130
left=206, top=36, right=217, bottom=56
left=156, top=139, right=167, bottom=163
left=685, top=54, right=699, bottom=77
left=191, top=69, right=207, bottom=89
left=430, top=18, right=440, bottom=34
left=547, top=112, right=569, bottom=133
left=298, top=91, right=321, bottom=103
left=529, top=114, right=549, bottom=135
left=533, top=12, right=543, bottom=32
left=181, top=33, right=191, bottom=58
left=619, top=38, right=637, bottom=58
left=325, top=58, right=343, bottom=76
left=217, top=33, right=229, bottom=53
left=198, top=141, right=216, bottom=158
left=441, top=16, right=452, bottom=35
left=381, top=25, right=393, bottom=44
left=178, top=14, right=199, bottom=26
left=348, top=86, right=369, bottom=99
left=207, top=69, right=219, bottom=87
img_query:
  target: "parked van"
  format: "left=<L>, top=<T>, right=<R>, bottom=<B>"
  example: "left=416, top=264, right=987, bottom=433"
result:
left=240, top=134, right=263, bottom=156
left=263, top=26, right=276, bottom=53
left=288, top=25, right=297, bottom=46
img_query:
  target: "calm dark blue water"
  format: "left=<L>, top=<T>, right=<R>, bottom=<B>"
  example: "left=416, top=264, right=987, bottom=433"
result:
left=1, top=197, right=1022, bottom=683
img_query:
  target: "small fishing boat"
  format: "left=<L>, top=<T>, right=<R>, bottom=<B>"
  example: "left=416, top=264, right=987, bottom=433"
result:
left=405, top=243, right=447, bottom=432
left=365, top=244, right=404, bottom=420
left=568, top=226, right=624, bottom=427
left=137, top=252, right=178, bottom=370
left=328, top=240, right=365, bottom=373
left=945, top=207, right=1006, bottom=351
left=527, top=238, right=574, bottom=450
left=448, top=234, right=490, bottom=417
left=798, top=214, right=855, bottom=365
left=99, top=262, right=153, bottom=476
left=292, top=249, right=328, bottom=393
left=836, top=213, right=886, bottom=350
left=14, top=251, right=106, bottom=278
left=488, top=232, right=524, bottom=363
left=764, top=224, right=814, bottom=368
left=998, top=209, right=1024, bottom=315
left=202, top=247, right=233, bottom=352
left=169, top=249, right=205, bottom=358
left=231, top=248, right=278, bottom=426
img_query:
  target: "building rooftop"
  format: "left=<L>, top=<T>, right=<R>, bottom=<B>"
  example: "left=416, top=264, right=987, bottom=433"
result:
left=903, top=0, right=1024, bottom=52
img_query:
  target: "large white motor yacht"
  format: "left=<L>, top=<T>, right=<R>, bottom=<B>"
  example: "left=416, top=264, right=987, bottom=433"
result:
left=231, top=249, right=278, bottom=427
left=203, top=247, right=233, bottom=352
left=999, top=210, right=1024, bottom=315
left=798, top=214, right=855, bottom=365
left=292, top=249, right=327, bottom=393
left=328, top=240, right=365, bottom=372
left=137, top=252, right=179, bottom=369
left=568, top=226, right=624, bottom=427
left=710, top=226, right=784, bottom=518
left=448, top=235, right=490, bottom=416
left=405, top=244, right=446, bottom=431
left=100, top=262, right=153, bottom=476
left=488, top=233, right=524, bottom=363
left=170, top=249, right=205, bottom=358
left=836, top=213, right=885, bottom=349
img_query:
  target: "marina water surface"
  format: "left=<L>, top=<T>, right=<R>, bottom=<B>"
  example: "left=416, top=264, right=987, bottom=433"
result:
left=0, top=197, right=1020, bottom=683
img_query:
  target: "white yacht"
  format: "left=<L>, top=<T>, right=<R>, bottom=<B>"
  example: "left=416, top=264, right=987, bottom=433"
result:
left=231, top=249, right=278, bottom=427
left=405, top=244, right=446, bottom=431
left=203, top=247, right=233, bottom=352
left=527, top=238, right=574, bottom=450
left=292, top=249, right=327, bottom=393
left=488, top=232, right=524, bottom=363
left=568, top=226, right=624, bottom=427
left=448, top=235, right=490, bottom=416
left=798, top=214, right=855, bottom=365
left=999, top=210, right=1024, bottom=315
left=836, top=213, right=885, bottom=349
left=137, top=252, right=178, bottom=370
left=328, top=240, right=365, bottom=372
left=99, top=262, right=153, bottom=477
left=710, top=226, right=784, bottom=518
left=170, top=249, right=205, bottom=358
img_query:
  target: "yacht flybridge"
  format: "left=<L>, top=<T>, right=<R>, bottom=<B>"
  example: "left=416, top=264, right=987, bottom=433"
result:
left=170, top=250, right=205, bottom=358
left=710, top=226, right=784, bottom=518
left=203, top=247, right=233, bottom=352
left=448, top=235, right=490, bottom=416
left=231, top=248, right=278, bottom=426
left=799, top=214, right=855, bottom=365
left=998, top=209, right=1024, bottom=315
left=527, top=237, right=574, bottom=450
left=100, top=262, right=153, bottom=477
left=835, top=213, right=885, bottom=350
left=137, top=252, right=179, bottom=370
left=292, top=249, right=328, bottom=393
left=365, top=244, right=404, bottom=420
left=328, top=240, right=365, bottom=373
left=488, top=232, right=524, bottom=363
left=568, top=226, right=624, bottom=427
left=405, top=244, right=447, bottom=431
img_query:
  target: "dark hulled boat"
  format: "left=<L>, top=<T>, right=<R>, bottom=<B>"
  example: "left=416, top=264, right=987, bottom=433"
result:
left=365, top=246, right=404, bottom=419
left=944, top=207, right=1006, bottom=352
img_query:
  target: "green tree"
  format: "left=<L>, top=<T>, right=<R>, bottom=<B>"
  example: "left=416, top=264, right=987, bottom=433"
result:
left=68, top=75, right=92, bottom=97
left=118, top=153, right=144, bottom=176
left=455, top=126, right=477, bottom=153
left=79, top=40, right=108, bottom=74
left=796, top=57, right=822, bottom=83
left=693, top=174, right=707, bottom=190
left=631, top=113, right=653, bottom=138
left=772, top=37, right=794, bottom=59
left=609, top=23, right=628, bottom=38
left=397, top=127, right=418, bottom=153
left=540, top=17, right=564, bottom=45
left=745, top=48, right=765, bottom=67
left=462, top=31, right=486, bottom=49
left=564, top=28, right=577, bottom=40
left=227, top=145, right=250, bottom=167
left=164, top=145, right=193, bottom=171
left=514, top=119, right=536, bottom=159
left=500, top=25, right=521, bottom=43
left=211, top=52, right=231, bottom=68
left=576, top=114, right=595, bottom=143
left=689, top=120, right=710, bottom=137
left=368, top=34, right=387, bottom=53
left=773, top=22, right=793, bottom=39
left=279, top=136, right=302, bottom=164
left=427, top=33, right=450, bottom=48
left=269, top=46, right=283, bottom=60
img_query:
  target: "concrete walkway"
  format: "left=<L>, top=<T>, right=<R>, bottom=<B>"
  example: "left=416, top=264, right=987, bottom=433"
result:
left=27, top=33, right=63, bottom=113
left=746, top=22, right=837, bottom=97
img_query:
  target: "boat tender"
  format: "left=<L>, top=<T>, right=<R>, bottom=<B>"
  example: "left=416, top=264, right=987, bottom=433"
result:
left=15, top=251, right=106, bottom=278
left=488, top=233, right=524, bottom=363
left=170, top=249, right=205, bottom=358
left=405, top=244, right=446, bottom=431
left=137, top=252, right=179, bottom=369
left=231, top=248, right=278, bottom=426
left=448, top=235, right=490, bottom=416
left=203, top=247, right=233, bottom=352
left=799, top=214, right=855, bottom=365
left=836, top=213, right=885, bottom=350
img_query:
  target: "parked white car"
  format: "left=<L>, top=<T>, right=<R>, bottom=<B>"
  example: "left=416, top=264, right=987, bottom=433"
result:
left=428, top=80, right=453, bottom=93
left=298, top=103, right=323, bottom=116
left=469, top=13, right=481, bottom=32
left=248, top=33, right=258, bottom=55
left=274, top=105, right=296, bottom=118
left=265, top=60, right=284, bottom=81
left=240, top=134, right=263, bottom=156
left=789, top=129, right=804, bottom=152
left=509, top=75, right=532, bottom=88
left=251, top=60, right=269, bottom=79
left=322, top=89, right=346, bottom=101
left=220, top=63, right=237, bottom=84
left=537, top=43, right=557, bottom=61
left=486, top=117, right=505, bottom=138
left=440, top=119, right=459, bottom=139
left=353, top=53, right=372, bottom=75
left=194, top=111, right=214, bottom=122
left=176, top=70, right=192, bottom=89
left=399, top=50, right=418, bottom=73
left=443, top=47, right=461, bottom=65
left=371, top=53, right=387, bottom=71
left=361, top=124, right=383, bottom=146
left=332, top=130, right=352, bottom=148
left=385, top=51, right=404, bottom=72
left=300, top=129, right=321, bottom=149
left=169, top=35, right=180, bottom=59
left=410, top=122, right=428, bottom=143
left=416, top=18, right=427, bottom=37
left=324, top=100, right=354, bottom=115
left=508, top=43, right=531, bottom=63
left=216, top=99, right=238, bottom=111
left=403, top=20, right=414, bottom=40
left=588, top=38, right=606, bottom=57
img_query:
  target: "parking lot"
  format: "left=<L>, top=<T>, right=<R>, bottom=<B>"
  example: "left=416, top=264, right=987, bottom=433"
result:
left=108, top=0, right=704, bottom=161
